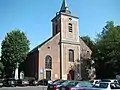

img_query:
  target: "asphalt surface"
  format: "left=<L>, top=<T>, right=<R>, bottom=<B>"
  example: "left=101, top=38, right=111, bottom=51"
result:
left=0, top=86, right=47, bottom=90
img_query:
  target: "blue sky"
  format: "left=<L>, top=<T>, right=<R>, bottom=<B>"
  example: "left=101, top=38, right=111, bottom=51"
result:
left=0, top=0, right=120, bottom=50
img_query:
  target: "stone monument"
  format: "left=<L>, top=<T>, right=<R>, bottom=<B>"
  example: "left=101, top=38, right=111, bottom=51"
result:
left=14, top=62, right=19, bottom=80
left=20, top=71, right=24, bottom=79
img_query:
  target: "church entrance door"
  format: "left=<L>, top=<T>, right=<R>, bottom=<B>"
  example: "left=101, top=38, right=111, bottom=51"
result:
left=68, top=69, right=75, bottom=80
left=46, top=70, right=51, bottom=80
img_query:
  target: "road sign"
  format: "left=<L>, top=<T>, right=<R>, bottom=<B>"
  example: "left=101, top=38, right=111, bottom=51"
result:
left=40, top=68, right=45, bottom=74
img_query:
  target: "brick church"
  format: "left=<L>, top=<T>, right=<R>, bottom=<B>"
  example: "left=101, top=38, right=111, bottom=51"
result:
left=24, top=0, right=95, bottom=80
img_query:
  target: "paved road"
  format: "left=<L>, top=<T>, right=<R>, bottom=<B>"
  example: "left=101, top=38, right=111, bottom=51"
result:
left=0, top=86, right=47, bottom=90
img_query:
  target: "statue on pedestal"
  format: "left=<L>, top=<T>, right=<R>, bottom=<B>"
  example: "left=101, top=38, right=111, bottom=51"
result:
left=20, top=71, right=24, bottom=79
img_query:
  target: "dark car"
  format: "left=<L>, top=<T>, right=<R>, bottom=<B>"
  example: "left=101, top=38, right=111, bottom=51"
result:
left=3, top=78, right=17, bottom=87
left=0, top=79, right=3, bottom=87
left=38, top=79, right=52, bottom=86
left=71, top=81, right=93, bottom=90
left=47, top=80, right=67, bottom=90
left=17, top=79, right=29, bottom=86
left=60, top=80, right=80, bottom=90
left=52, top=79, right=61, bottom=83
left=29, top=79, right=38, bottom=86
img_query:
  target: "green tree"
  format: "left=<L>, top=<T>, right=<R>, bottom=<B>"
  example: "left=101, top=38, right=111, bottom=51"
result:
left=94, top=21, right=120, bottom=78
left=1, top=29, right=30, bottom=77
left=0, top=61, right=4, bottom=78
left=81, top=36, right=95, bottom=51
left=81, top=36, right=96, bottom=80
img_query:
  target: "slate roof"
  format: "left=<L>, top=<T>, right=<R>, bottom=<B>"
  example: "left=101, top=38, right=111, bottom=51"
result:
left=28, top=36, right=53, bottom=54
left=28, top=35, right=92, bottom=55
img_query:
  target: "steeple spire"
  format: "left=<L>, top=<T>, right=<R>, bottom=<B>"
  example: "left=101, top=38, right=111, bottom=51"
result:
left=59, top=0, right=71, bottom=14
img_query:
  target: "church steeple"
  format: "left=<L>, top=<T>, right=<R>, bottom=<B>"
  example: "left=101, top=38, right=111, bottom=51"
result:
left=59, top=0, right=71, bottom=14
left=52, top=0, right=79, bottom=36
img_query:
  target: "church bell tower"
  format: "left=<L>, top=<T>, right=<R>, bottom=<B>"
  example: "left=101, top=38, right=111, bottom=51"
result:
left=51, top=0, right=81, bottom=80
left=51, top=0, right=79, bottom=43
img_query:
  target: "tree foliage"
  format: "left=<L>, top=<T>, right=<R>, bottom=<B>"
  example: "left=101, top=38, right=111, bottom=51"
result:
left=0, top=62, right=4, bottom=76
left=81, top=36, right=96, bottom=80
left=81, top=36, right=95, bottom=51
left=81, top=21, right=120, bottom=79
left=94, top=21, right=120, bottom=78
left=1, top=29, right=30, bottom=77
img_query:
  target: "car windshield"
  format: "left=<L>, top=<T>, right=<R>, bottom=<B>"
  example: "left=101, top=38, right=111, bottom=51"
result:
left=78, top=81, right=93, bottom=87
left=53, top=80, right=66, bottom=85
left=53, top=79, right=60, bottom=83
left=62, top=81, right=71, bottom=86
left=65, top=81, right=79, bottom=87
left=99, top=83, right=109, bottom=88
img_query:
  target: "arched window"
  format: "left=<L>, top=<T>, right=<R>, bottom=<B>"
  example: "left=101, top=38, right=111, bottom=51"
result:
left=45, top=55, right=52, bottom=69
left=68, top=23, right=73, bottom=32
left=69, top=49, right=74, bottom=62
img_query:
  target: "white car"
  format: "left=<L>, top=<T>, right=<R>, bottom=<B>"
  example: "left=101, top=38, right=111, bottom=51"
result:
left=48, top=80, right=53, bottom=84
left=101, top=79, right=118, bottom=83
left=92, top=82, right=120, bottom=90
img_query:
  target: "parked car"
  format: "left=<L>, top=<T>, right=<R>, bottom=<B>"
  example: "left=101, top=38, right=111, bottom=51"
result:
left=0, top=79, right=3, bottom=87
left=3, top=78, right=17, bottom=87
left=17, top=79, right=29, bottom=86
left=29, top=79, right=38, bottom=86
left=47, top=80, right=67, bottom=90
left=92, top=82, right=120, bottom=90
left=60, top=81, right=93, bottom=90
left=38, top=79, right=52, bottom=86
left=52, top=79, right=61, bottom=83
left=60, top=80, right=79, bottom=90
left=101, top=79, right=118, bottom=83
